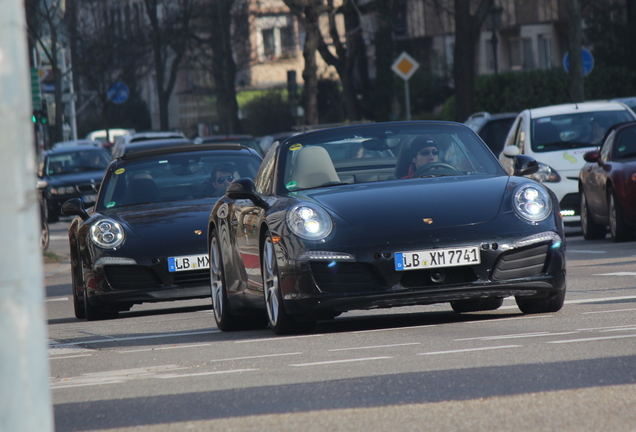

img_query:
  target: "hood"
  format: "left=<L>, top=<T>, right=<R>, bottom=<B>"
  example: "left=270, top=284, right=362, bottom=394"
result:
left=45, top=170, right=105, bottom=186
left=110, top=200, right=214, bottom=242
left=301, top=176, right=510, bottom=231
left=531, top=147, right=597, bottom=176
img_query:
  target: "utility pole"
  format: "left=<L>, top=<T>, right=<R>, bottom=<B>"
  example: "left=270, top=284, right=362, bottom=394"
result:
left=0, top=1, right=54, bottom=431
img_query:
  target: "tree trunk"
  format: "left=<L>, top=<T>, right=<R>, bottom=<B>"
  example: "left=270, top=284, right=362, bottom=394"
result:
left=302, top=6, right=320, bottom=125
left=453, top=0, right=477, bottom=123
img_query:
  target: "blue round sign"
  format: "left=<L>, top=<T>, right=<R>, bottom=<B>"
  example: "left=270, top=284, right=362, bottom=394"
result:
left=108, top=81, right=130, bottom=104
left=563, top=48, right=594, bottom=76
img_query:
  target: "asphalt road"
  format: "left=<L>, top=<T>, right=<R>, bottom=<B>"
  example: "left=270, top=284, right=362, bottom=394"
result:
left=44, top=220, right=636, bottom=432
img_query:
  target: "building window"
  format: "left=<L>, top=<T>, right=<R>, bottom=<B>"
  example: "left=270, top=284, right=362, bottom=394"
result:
left=257, top=15, right=296, bottom=61
left=538, top=35, right=552, bottom=69
left=509, top=37, right=535, bottom=70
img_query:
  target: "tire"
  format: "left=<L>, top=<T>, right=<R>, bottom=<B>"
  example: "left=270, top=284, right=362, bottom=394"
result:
left=209, top=229, right=243, bottom=331
left=451, top=297, right=504, bottom=313
left=40, top=219, right=50, bottom=251
left=580, top=191, right=605, bottom=240
left=263, top=232, right=314, bottom=335
left=515, top=288, right=566, bottom=314
left=70, top=249, right=85, bottom=319
left=81, top=266, right=116, bottom=321
left=608, top=189, right=635, bottom=242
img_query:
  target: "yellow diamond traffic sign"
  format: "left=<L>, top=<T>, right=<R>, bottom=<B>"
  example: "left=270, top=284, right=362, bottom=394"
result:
left=391, top=51, right=419, bottom=81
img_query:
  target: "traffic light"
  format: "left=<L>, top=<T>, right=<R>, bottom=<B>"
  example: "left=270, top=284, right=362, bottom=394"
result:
left=40, top=103, right=48, bottom=125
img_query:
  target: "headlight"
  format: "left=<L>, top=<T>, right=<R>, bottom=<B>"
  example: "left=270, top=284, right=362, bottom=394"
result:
left=90, top=219, right=125, bottom=249
left=50, top=186, right=77, bottom=195
left=286, top=204, right=333, bottom=240
left=513, top=184, right=552, bottom=223
left=529, top=162, right=561, bottom=183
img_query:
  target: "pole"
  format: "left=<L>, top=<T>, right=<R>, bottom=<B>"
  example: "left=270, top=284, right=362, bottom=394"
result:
left=405, top=80, right=411, bottom=121
left=0, top=1, right=54, bottom=431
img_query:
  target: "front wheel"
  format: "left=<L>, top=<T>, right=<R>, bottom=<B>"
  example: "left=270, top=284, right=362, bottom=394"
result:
left=515, top=288, right=565, bottom=314
left=609, top=189, right=635, bottom=242
left=580, top=191, right=605, bottom=240
left=209, top=229, right=242, bottom=331
left=263, top=233, right=314, bottom=335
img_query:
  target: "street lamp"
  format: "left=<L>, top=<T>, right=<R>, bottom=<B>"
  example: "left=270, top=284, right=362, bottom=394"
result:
left=488, top=4, right=504, bottom=74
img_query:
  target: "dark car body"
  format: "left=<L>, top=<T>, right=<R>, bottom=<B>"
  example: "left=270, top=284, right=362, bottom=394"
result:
left=37, top=145, right=111, bottom=222
left=194, top=135, right=263, bottom=155
left=579, top=121, right=636, bottom=241
left=207, top=121, right=567, bottom=335
left=61, top=144, right=263, bottom=320
left=464, top=112, right=517, bottom=157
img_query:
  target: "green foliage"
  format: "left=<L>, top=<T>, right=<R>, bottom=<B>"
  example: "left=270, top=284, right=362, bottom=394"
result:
left=584, top=66, right=636, bottom=100
left=241, top=90, right=295, bottom=136
left=317, top=79, right=344, bottom=124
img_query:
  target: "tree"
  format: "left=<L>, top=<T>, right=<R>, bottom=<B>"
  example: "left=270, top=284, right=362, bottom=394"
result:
left=453, top=0, right=494, bottom=122
left=283, top=0, right=328, bottom=125
left=143, top=0, right=196, bottom=130
left=567, top=0, right=584, bottom=102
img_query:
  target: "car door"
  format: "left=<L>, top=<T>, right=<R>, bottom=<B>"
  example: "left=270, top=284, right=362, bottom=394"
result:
left=585, top=131, right=614, bottom=220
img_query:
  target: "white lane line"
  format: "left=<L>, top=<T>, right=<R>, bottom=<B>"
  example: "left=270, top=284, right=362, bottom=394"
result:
left=548, top=334, right=636, bottom=344
left=464, top=315, right=546, bottom=324
left=207, top=352, right=302, bottom=362
left=51, top=364, right=188, bottom=389
left=353, top=324, right=436, bottom=334
left=455, top=332, right=578, bottom=341
left=57, top=329, right=221, bottom=346
left=157, top=369, right=259, bottom=379
left=46, top=297, right=69, bottom=302
left=329, top=342, right=421, bottom=352
left=290, top=356, right=392, bottom=367
left=118, top=343, right=212, bottom=353
left=577, top=324, right=636, bottom=331
left=568, top=249, right=606, bottom=254
left=593, top=272, right=636, bottom=276
left=50, top=235, right=68, bottom=240
left=417, top=345, right=521, bottom=355
left=235, top=334, right=323, bottom=343
left=583, top=308, right=636, bottom=315
left=49, top=354, right=92, bottom=360
left=601, top=326, right=636, bottom=333
left=565, top=295, right=636, bottom=304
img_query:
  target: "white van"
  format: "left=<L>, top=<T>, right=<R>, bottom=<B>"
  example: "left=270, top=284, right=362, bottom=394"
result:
left=499, top=101, right=636, bottom=225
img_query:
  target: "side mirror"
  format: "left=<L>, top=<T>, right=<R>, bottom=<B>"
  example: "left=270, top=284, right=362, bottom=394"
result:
left=583, top=150, right=601, bottom=164
left=513, top=155, right=539, bottom=177
left=502, top=145, right=520, bottom=158
left=226, top=178, right=269, bottom=209
left=61, top=198, right=89, bottom=221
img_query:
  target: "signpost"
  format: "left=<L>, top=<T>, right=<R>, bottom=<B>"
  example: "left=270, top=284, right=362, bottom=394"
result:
left=391, top=52, right=419, bottom=120
left=563, top=48, right=595, bottom=76
left=30, top=67, right=42, bottom=109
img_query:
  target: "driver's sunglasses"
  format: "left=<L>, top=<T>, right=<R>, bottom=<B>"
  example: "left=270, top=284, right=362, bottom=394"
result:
left=215, top=175, right=234, bottom=183
left=418, top=149, right=439, bottom=156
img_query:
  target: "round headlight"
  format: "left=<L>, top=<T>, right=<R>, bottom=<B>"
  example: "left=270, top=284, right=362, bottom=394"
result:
left=286, top=204, right=333, bottom=240
left=90, top=219, right=125, bottom=249
left=513, top=184, right=552, bottom=223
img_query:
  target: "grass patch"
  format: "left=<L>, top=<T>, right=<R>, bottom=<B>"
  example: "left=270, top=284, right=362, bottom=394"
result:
left=43, top=250, right=62, bottom=263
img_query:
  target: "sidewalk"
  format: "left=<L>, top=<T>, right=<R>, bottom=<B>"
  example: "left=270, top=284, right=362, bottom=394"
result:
left=43, top=254, right=70, bottom=278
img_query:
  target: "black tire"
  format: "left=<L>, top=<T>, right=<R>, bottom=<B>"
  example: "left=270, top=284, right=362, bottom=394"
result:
left=209, top=228, right=243, bottom=331
left=580, top=191, right=606, bottom=240
left=70, top=249, right=85, bottom=319
left=451, top=297, right=504, bottom=313
left=40, top=219, right=50, bottom=251
left=262, top=232, right=314, bottom=335
left=608, top=188, right=635, bottom=242
left=83, top=289, right=115, bottom=321
left=515, top=288, right=566, bottom=314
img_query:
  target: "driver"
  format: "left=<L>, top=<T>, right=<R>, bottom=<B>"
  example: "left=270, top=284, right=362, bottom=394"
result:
left=402, top=136, right=440, bottom=178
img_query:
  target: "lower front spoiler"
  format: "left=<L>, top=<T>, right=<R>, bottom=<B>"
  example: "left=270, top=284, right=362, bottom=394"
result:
left=87, top=285, right=210, bottom=306
left=283, top=276, right=565, bottom=315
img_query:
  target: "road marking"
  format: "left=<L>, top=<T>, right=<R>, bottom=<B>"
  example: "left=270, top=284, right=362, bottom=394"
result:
left=235, top=334, right=323, bottom=343
left=583, top=308, right=636, bottom=315
left=353, top=324, right=436, bottom=333
left=290, top=356, right=392, bottom=367
left=463, top=315, right=545, bottom=324
left=417, top=345, right=521, bottom=355
left=577, top=324, right=636, bottom=331
left=600, top=326, right=636, bottom=332
left=55, top=329, right=221, bottom=346
left=329, top=342, right=421, bottom=352
left=118, top=343, right=212, bottom=353
left=593, top=272, right=636, bottom=276
left=567, top=249, right=606, bottom=254
left=455, top=332, right=578, bottom=341
left=46, top=297, right=68, bottom=302
left=548, top=334, right=636, bottom=344
left=50, top=235, right=67, bottom=240
left=565, top=295, right=636, bottom=304
left=157, top=369, right=259, bottom=379
left=51, top=364, right=188, bottom=389
left=207, top=352, right=302, bottom=362
left=49, top=354, right=92, bottom=360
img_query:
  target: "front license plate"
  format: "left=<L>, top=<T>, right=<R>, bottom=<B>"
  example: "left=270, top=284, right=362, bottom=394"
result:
left=82, top=194, right=97, bottom=203
left=168, top=254, right=209, bottom=272
left=395, top=246, right=480, bottom=271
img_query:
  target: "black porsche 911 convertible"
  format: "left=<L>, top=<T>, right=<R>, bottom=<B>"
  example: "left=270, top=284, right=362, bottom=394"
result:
left=208, top=121, right=567, bottom=335
left=61, top=144, right=263, bottom=320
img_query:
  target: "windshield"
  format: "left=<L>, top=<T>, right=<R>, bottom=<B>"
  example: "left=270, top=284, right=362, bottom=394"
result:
left=531, top=110, right=634, bottom=152
left=97, top=151, right=262, bottom=209
left=45, top=149, right=110, bottom=176
left=278, top=123, right=504, bottom=193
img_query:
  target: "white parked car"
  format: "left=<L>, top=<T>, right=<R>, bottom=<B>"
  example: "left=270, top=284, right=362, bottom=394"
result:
left=499, top=101, right=636, bottom=225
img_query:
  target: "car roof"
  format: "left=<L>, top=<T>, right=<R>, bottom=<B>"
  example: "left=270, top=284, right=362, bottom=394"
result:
left=52, top=139, right=101, bottom=149
left=527, top=101, right=631, bottom=118
left=44, top=145, right=109, bottom=155
left=117, top=143, right=260, bottom=162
